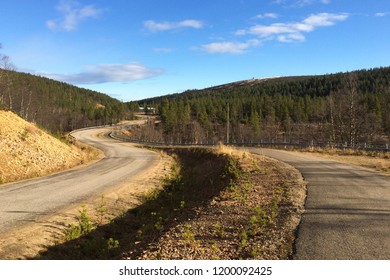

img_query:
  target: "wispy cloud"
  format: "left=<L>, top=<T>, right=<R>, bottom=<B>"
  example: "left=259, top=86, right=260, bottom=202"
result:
left=253, top=13, right=279, bottom=20
left=198, top=39, right=261, bottom=54
left=47, top=0, right=103, bottom=32
left=273, top=0, right=331, bottom=7
left=237, top=12, right=348, bottom=43
left=144, top=19, right=204, bottom=32
left=153, top=48, right=173, bottom=53
left=40, top=63, right=164, bottom=84
left=375, top=12, right=389, bottom=17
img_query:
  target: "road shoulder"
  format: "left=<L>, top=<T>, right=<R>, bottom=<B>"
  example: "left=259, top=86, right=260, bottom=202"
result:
left=0, top=148, right=173, bottom=260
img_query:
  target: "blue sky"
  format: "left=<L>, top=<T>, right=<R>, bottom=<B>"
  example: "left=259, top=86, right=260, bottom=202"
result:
left=1, top=0, right=390, bottom=101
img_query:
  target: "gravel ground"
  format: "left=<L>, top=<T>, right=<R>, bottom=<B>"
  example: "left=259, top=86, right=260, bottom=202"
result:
left=131, top=150, right=306, bottom=260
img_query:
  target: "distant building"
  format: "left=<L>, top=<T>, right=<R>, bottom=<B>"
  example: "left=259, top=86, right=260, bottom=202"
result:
left=139, top=107, right=156, bottom=114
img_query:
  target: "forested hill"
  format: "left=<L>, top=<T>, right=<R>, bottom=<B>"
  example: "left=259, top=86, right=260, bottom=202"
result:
left=0, top=69, right=127, bottom=133
left=139, top=67, right=390, bottom=103
left=133, top=67, right=390, bottom=147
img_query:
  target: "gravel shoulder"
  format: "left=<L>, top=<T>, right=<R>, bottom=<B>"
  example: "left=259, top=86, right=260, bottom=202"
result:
left=250, top=148, right=390, bottom=259
left=136, top=150, right=306, bottom=260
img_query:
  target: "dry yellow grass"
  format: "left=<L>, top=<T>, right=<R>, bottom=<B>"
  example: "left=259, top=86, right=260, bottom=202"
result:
left=0, top=110, right=98, bottom=184
left=213, top=143, right=247, bottom=158
left=301, top=147, right=390, bottom=174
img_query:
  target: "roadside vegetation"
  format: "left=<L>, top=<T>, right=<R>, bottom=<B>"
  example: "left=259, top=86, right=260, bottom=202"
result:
left=244, top=144, right=390, bottom=175
left=36, top=145, right=305, bottom=260
left=299, top=146, right=390, bottom=174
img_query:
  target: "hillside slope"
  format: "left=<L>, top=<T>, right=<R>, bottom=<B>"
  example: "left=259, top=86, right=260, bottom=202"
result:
left=0, top=110, right=98, bottom=184
left=0, top=69, right=127, bottom=132
left=133, top=66, right=390, bottom=147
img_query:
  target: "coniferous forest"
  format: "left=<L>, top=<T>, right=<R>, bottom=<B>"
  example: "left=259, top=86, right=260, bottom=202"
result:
left=0, top=69, right=127, bottom=133
left=131, top=67, right=390, bottom=148
left=1, top=65, right=390, bottom=149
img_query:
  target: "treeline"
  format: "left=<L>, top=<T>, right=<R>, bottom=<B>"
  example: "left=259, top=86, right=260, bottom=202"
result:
left=132, top=67, right=390, bottom=147
left=0, top=69, right=128, bottom=132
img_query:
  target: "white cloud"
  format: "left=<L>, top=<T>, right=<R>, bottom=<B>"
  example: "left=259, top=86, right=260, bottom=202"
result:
left=144, top=19, right=204, bottom=32
left=179, top=20, right=204, bottom=29
left=273, top=0, right=331, bottom=7
left=237, top=13, right=348, bottom=43
left=277, top=33, right=306, bottom=43
left=143, top=21, right=174, bottom=31
left=199, top=12, right=347, bottom=53
left=375, top=12, right=389, bottom=17
left=296, top=0, right=314, bottom=6
left=303, top=13, right=348, bottom=27
left=253, top=13, right=279, bottom=19
left=47, top=0, right=103, bottom=32
left=40, top=63, right=164, bottom=84
left=198, top=39, right=261, bottom=54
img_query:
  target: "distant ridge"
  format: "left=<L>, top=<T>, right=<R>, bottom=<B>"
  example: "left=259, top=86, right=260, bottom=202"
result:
left=205, top=76, right=282, bottom=91
left=137, top=66, right=390, bottom=103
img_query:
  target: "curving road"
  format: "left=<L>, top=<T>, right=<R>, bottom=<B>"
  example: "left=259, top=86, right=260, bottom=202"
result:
left=0, top=127, right=159, bottom=234
left=2, top=129, right=389, bottom=259
left=250, top=148, right=390, bottom=260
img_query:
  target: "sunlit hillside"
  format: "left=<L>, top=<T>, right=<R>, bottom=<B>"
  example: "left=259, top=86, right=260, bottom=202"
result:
left=0, top=110, right=97, bottom=184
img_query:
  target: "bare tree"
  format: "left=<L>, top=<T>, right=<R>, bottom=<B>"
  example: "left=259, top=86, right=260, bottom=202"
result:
left=328, top=95, right=336, bottom=146
left=0, top=43, right=16, bottom=110
left=0, top=43, right=4, bottom=106
left=329, top=74, right=367, bottom=147
left=0, top=54, right=14, bottom=70
left=346, top=74, right=358, bottom=147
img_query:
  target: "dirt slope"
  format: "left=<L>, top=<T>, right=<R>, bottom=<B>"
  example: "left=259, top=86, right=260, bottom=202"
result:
left=0, top=110, right=95, bottom=184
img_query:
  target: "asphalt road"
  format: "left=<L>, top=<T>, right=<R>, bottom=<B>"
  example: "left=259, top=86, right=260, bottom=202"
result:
left=250, top=148, right=390, bottom=260
left=0, top=127, right=159, bottom=234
